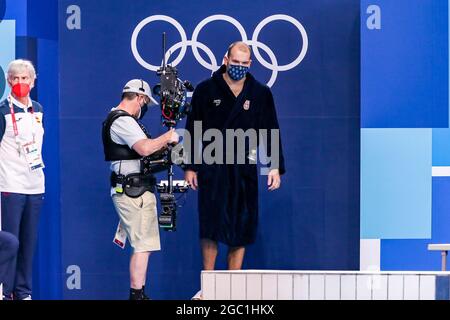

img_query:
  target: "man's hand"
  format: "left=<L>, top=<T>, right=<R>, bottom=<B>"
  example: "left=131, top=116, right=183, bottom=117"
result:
left=267, top=169, right=281, bottom=191
left=164, top=128, right=179, bottom=145
left=185, top=170, right=198, bottom=190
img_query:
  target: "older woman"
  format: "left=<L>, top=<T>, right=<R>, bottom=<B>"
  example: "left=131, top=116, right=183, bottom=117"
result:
left=0, top=59, right=45, bottom=300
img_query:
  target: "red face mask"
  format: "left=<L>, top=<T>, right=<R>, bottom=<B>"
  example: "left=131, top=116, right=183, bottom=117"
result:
left=12, top=83, right=31, bottom=98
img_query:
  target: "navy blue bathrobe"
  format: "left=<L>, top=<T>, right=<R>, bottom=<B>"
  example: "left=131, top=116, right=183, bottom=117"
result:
left=185, top=65, right=285, bottom=246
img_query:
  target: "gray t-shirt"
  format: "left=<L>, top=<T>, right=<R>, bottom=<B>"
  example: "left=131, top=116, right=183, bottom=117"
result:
left=109, top=108, right=146, bottom=194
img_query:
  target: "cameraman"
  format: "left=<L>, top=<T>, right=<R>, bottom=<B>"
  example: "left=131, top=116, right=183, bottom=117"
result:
left=102, top=79, right=179, bottom=300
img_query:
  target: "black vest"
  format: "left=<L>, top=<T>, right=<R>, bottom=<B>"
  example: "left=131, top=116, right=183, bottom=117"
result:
left=102, top=109, right=149, bottom=161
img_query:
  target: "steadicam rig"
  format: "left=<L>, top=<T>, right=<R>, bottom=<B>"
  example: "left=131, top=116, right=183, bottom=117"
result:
left=150, top=32, right=194, bottom=231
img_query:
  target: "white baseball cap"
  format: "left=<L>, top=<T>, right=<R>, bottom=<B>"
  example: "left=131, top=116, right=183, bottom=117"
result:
left=122, top=79, right=158, bottom=105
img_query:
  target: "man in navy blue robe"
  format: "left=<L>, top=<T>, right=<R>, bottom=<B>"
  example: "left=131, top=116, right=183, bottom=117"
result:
left=184, top=42, right=285, bottom=295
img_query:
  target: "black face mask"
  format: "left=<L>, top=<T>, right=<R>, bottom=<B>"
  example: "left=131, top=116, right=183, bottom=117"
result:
left=139, top=103, right=148, bottom=120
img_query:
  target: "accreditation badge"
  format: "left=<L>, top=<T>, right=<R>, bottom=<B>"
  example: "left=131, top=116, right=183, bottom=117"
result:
left=22, top=141, right=45, bottom=172
left=113, top=221, right=127, bottom=249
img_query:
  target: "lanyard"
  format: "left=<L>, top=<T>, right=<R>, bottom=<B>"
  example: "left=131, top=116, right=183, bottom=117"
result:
left=8, top=95, right=35, bottom=138
left=8, top=96, right=37, bottom=156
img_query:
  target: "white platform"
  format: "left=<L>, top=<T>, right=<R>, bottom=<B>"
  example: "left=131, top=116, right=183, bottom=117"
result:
left=428, top=244, right=450, bottom=251
left=201, top=270, right=450, bottom=300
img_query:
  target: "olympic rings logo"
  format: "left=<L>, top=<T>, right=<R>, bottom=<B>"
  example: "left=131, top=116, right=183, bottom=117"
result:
left=131, top=14, right=308, bottom=87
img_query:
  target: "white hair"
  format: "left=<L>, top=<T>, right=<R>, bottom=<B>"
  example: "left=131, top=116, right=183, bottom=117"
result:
left=7, top=59, right=37, bottom=81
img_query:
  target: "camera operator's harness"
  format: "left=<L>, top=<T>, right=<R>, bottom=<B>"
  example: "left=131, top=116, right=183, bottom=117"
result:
left=102, top=110, right=159, bottom=197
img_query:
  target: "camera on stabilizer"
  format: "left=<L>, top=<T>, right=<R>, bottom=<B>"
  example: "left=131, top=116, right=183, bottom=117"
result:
left=152, top=33, right=194, bottom=128
left=150, top=32, right=194, bottom=231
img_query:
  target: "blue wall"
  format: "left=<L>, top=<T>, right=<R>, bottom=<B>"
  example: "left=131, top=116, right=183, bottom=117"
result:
left=361, top=0, right=448, bottom=129
left=360, top=0, right=450, bottom=271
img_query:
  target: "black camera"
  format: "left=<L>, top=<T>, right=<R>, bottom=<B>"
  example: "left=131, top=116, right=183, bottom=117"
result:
left=152, top=34, right=194, bottom=128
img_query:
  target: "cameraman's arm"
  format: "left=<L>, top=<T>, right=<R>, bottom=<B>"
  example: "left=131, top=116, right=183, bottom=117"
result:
left=132, top=129, right=179, bottom=157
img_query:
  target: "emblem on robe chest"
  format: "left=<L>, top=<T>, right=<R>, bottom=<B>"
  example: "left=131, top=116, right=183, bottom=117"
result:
left=243, top=100, right=250, bottom=110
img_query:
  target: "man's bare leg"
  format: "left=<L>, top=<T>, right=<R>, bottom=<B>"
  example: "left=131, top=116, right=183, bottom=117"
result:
left=192, top=239, right=218, bottom=300
left=130, top=251, right=150, bottom=289
left=201, top=239, right=218, bottom=270
left=227, top=246, right=245, bottom=270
